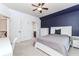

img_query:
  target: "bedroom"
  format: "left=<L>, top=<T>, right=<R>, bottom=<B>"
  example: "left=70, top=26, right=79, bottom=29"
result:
left=0, top=2, right=79, bottom=56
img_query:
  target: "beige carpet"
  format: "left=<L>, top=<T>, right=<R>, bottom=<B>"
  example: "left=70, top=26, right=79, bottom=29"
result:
left=13, top=40, right=79, bottom=56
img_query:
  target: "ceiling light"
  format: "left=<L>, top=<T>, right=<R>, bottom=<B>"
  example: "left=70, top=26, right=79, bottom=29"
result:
left=32, top=3, right=48, bottom=13
left=37, top=7, right=42, bottom=11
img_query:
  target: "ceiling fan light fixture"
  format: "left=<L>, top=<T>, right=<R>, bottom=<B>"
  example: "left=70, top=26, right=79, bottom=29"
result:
left=32, top=3, right=48, bottom=13
left=37, top=7, right=42, bottom=11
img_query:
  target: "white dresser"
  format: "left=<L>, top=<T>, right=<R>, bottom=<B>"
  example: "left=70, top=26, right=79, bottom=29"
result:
left=71, top=36, right=79, bottom=48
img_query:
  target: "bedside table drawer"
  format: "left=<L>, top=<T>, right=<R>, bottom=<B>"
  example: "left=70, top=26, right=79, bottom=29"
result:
left=73, top=44, right=79, bottom=48
left=71, top=36, right=79, bottom=48
left=73, top=40, right=79, bottom=44
left=73, top=40, right=79, bottom=48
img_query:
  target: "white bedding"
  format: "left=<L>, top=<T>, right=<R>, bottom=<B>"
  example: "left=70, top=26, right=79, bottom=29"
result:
left=0, top=38, right=13, bottom=56
left=36, top=26, right=72, bottom=56
left=36, top=34, right=70, bottom=56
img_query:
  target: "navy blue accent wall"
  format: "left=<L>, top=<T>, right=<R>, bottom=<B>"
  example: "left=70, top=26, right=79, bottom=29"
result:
left=40, top=5, right=79, bottom=36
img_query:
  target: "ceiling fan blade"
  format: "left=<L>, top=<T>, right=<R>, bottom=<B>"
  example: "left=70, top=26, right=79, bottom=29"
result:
left=32, top=4, right=38, bottom=7
left=38, top=3, right=41, bottom=6
left=42, top=8, right=48, bottom=10
left=33, top=9, right=37, bottom=11
left=42, top=3, right=45, bottom=6
left=39, top=10, right=42, bottom=13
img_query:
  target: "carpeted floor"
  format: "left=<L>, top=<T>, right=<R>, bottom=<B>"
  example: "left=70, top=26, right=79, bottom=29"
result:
left=13, top=40, right=79, bottom=56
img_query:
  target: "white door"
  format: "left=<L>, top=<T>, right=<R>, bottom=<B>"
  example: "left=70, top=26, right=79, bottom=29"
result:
left=20, top=16, right=33, bottom=41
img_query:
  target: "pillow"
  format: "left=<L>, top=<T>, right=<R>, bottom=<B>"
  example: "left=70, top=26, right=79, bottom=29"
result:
left=55, top=29, right=61, bottom=34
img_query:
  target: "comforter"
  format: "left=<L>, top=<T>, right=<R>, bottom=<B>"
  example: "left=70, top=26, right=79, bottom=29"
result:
left=37, top=34, right=70, bottom=56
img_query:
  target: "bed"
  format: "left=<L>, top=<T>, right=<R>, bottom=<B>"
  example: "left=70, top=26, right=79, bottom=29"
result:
left=35, top=26, right=72, bottom=56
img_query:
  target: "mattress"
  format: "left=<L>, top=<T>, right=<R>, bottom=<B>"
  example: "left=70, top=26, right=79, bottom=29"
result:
left=37, top=34, right=70, bottom=56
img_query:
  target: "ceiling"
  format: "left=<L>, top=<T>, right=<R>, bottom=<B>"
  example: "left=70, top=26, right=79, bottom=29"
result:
left=3, top=3, right=78, bottom=17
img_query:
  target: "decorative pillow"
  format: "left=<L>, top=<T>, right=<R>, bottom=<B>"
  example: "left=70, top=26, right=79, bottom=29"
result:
left=4, top=32, right=7, bottom=37
left=55, top=29, right=61, bottom=34
left=0, top=31, right=7, bottom=38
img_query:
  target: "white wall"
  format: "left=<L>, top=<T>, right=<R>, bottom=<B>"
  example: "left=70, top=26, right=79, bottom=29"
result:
left=0, top=4, right=41, bottom=42
left=0, top=4, right=10, bottom=17
left=9, top=9, right=40, bottom=42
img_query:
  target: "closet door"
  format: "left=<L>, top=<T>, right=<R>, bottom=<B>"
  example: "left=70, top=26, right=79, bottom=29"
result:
left=20, top=16, right=33, bottom=41
left=10, top=11, right=21, bottom=42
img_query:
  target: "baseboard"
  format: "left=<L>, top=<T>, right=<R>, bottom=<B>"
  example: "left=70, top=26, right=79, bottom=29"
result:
left=15, top=38, right=32, bottom=43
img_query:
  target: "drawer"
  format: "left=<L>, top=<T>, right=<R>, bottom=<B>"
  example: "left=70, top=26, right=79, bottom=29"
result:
left=73, top=40, right=79, bottom=44
left=73, top=44, right=79, bottom=48
left=73, top=40, right=79, bottom=48
left=73, top=42, right=79, bottom=46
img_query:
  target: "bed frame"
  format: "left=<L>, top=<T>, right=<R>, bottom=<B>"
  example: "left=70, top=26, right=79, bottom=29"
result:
left=51, top=26, right=72, bottom=36
left=35, top=42, right=63, bottom=56
left=35, top=26, right=72, bottom=56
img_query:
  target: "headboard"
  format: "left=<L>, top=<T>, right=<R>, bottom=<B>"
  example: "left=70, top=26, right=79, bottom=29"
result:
left=40, top=28, right=49, bottom=36
left=51, top=26, right=72, bottom=36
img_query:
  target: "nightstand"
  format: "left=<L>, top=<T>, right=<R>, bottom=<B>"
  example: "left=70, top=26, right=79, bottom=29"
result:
left=71, top=36, right=79, bottom=48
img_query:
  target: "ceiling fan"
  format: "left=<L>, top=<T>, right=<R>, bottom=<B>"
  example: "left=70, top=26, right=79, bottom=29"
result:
left=32, top=3, right=48, bottom=13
